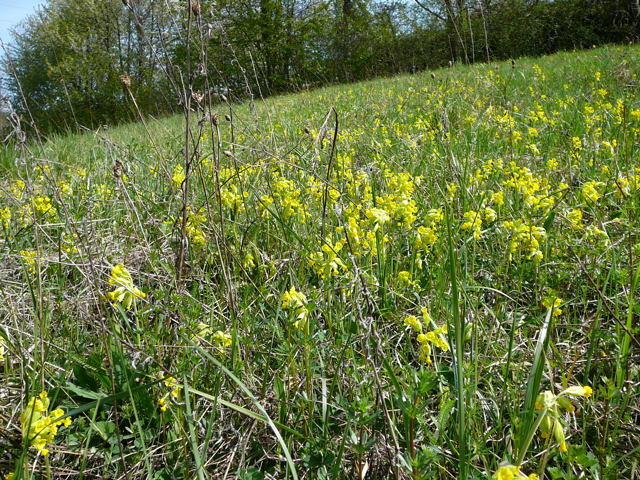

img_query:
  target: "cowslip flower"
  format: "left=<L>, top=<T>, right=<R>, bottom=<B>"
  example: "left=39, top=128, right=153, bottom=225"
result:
left=366, top=207, right=391, bottom=227
left=461, top=210, right=483, bottom=239
left=19, top=250, right=38, bottom=275
left=172, top=164, right=186, bottom=187
left=542, top=297, right=563, bottom=317
left=404, top=315, right=423, bottom=333
left=582, top=181, right=604, bottom=203
left=158, top=375, right=182, bottom=412
left=396, top=270, right=413, bottom=286
left=20, top=391, right=72, bottom=456
left=535, top=385, right=592, bottom=452
left=0, top=207, right=10, bottom=229
left=0, top=337, right=6, bottom=363
left=191, top=322, right=212, bottom=342
left=282, top=286, right=309, bottom=330
left=584, top=225, right=609, bottom=247
left=494, top=464, right=538, bottom=480
left=566, top=209, right=584, bottom=229
left=417, top=324, right=449, bottom=353
left=107, top=264, right=146, bottom=309
left=212, top=330, right=232, bottom=353
left=415, top=318, right=449, bottom=363
left=308, top=239, right=347, bottom=278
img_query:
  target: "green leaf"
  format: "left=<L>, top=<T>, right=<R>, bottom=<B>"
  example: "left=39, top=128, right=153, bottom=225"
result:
left=238, top=467, right=265, bottom=480
left=65, top=382, right=106, bottom=400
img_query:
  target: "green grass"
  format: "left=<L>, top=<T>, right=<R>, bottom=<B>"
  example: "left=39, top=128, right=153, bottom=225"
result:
left=1, top=43, right=639, bottom=479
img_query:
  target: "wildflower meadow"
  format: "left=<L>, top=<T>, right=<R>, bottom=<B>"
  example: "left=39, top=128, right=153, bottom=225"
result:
left=1, top=44, right=639, bottom=479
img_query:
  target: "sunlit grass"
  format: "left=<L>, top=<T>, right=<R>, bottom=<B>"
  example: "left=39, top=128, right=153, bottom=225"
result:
left=1, top=43, right=639, bottom=479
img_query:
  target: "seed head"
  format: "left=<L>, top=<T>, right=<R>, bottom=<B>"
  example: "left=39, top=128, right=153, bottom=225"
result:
left=119, top=74, right=131, bottom=89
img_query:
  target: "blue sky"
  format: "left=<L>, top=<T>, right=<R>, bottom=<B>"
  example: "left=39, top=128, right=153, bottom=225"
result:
left=0, top=1, right=43, bottom=48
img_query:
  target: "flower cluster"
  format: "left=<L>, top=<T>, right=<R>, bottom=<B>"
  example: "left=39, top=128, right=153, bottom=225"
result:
left=212, top=329, right=233, bottom=353
left=158, top=375, right=182, bottom=412
left=542, top=296, right=564, bottom=317
left=501, top=220, right=546, bottom=262
left=172, top=164, right=186, bottom=187
left=494, top=464, right=538, bottom=480
left=20, top=391, right=72, bottom=456
left=0, top=207, right=10, bottom=229
left=308, top=238, right=348, bottom=279
left=19, top=249, right=39, bottom=275
left=534, top=385, right=593, bottom=452
left=107, top=264, right=146, bottom=309
left=404, top=308, right=449, bottom=364
left=281, top=286, right=309, bottom=330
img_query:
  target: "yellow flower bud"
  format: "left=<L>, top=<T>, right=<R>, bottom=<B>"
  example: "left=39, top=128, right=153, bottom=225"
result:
left=562, top=385, right=592, bottom=398
left=494, top=464, right=520, bottom=480
left=404, top=315, right=423, bottom=333
left=557, top=396, right=575, bottom=413
left=540, top=414, right=553, bottom=439
left=553, top=420, right=567, bottom=452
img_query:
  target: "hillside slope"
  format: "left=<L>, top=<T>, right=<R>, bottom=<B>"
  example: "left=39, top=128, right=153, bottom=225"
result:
left=1, top=44, right=639, bottom=479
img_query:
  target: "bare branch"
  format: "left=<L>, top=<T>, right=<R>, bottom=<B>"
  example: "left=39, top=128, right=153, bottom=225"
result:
left=413, top=0, right=446, bottom=22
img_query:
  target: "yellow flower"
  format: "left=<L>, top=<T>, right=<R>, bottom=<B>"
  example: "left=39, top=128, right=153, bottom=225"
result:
left=95, top=183, right=113, bottom=199
left=397, top=270, right=413, bottom=286
left=282, top=286, right=309, bottom=330
left=414, top=317, right=449, bottom=362
left=540, top=414, right=553, bottom=439
left=494, top=464, right=537, bottom=480
left=461, top=210, right=482, bottom=239
left=366, top=207, right=391, bottom=226
left=585, top=225, right=609, bottom=247
left=11, top=179, right=26, bottom=200
left=561, top=385, right=592, bottom=398
left=212, top=330, right=233, bottom=353
left=482, top=207, right=497, bottom=223
left=0, top=207, right=10, bottom=229
left=243, top=253, right=256, bottom=269
left=542, top=297, right=563, bottom=317
left=492, top=191, right=505, bottom=206
left=582, top=181, right=604, bottom=203
left=32, top=196, right=54, bottom=217
left=418, top=342, right=432, bottom=363
left=446, top=183, right=458, bottom=201
left=494, top=464, right=520, bottom=480
left=158, top=375, right=182, bottom=412
left=566, top=209, right=583, bottom=229
left=404, top=315, right=423, bottom=333
left=20, top=391, right=72, bottom=456
left=107, top=264, right=146, bottom=310
left=534, top=385, right=592, bottom=452
left=425, top=208, right=444, bottom=224
left=414, top=225, right=438, bottom=251
left=308, top=239, right=347, bottom=278
left=62, top=232, right=79, bottom=255
left=19, top=250, right=38, bottom=275
left=556, top=395, right=575, bottom=413
left=172, top=164, right=186, bottom=187
left=554, top=420, right=567, bottom=452
left=192, top=322, right=212, bottom=342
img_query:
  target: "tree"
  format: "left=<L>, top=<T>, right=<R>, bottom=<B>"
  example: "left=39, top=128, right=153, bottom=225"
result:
left=3, top=0, right=174, bottom=133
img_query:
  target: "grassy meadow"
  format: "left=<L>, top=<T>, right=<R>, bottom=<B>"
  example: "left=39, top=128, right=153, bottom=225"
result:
left=1, top=44, right=639, bottom=479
